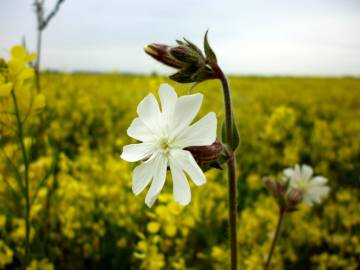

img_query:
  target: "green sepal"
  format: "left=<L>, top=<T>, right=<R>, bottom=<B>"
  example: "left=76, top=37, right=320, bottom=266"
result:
left=204, top=30, right=217, bottom=65
left=221, top=116, right=240, bottom=151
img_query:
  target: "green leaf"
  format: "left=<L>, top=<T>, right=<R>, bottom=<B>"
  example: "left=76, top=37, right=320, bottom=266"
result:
left=203, top=30, right=217, bottom=65
left=183, top=38, right=205, bottom=59
left=221, top=116, right=240, bottom=151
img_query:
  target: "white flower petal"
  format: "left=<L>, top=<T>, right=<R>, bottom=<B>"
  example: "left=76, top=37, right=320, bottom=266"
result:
left=127, top=117, right=157, bottom=142
left=176, top=112, right=217, bottom=148
left=169, top=159, right=191, bottom=206
left=158, top=83, right=177, bottom=122
left=120, top=143, right=156, bottom=162
left=169, top=93, right=203, bottom=138
left=283, top=168, right=295, bottom=179
left=310, top=186, right=330, bottom=198
left=170, top=149, right=206, bottom=186
left=137, top=93, right=162, bottom=133
left=145, top=154, right=168, bottom=207
left=311, top=176, right=328, bottom=186
left=301, top=165, right=313, bottom=180
left=303, top=194, right=314, bottom=206
left=132, top=154, right=157, bottom=195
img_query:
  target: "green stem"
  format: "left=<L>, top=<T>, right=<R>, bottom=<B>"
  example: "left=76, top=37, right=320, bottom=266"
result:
left=215, top=65, right=238, bottom=270
left=264, top=208, right=286, bottom=270
left=11, top=91, right=31, bottom=268
left=35, top=19, right=42, bottom=93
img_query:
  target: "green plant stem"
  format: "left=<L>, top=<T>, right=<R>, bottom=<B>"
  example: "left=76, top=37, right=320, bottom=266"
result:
left=11, top=91, right=31, bottom=268
left=215, top=65, right=238, bottom=270
left=35, top=26, right=42, bottom=93
left=265, top=208, right=286, bottom=270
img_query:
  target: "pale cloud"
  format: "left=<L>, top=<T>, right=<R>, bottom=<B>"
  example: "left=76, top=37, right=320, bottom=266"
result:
left=0, top=0, right=359, bottom=75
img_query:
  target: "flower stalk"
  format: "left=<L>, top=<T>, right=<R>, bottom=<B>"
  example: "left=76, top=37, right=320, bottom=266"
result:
left=264, top=208, right=286, bottom=270
left=144, top=31, right=240, bottom=269
left=11, top=90, right=31, bottom=268
left=263, top=165, right=330, bottom=269
left=34, top=0, right=66, bottom=93
left=213, top=64, right=238, bottom=270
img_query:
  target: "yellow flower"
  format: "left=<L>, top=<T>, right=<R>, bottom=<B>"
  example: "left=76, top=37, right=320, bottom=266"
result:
left=164, top=224, right=177, bottom=237
left=0, top=74, right=12, bottom=97
left=0, top=240, right=13, bottom=268
left=11, top=45, right=36, bottom=63
left=147, top=221, right=161, bottom=234
left=26, top=258, right=54, bottom=270
left=0, top=215, right=6, bottom=229
left=33, top=93, right=46, bottom=112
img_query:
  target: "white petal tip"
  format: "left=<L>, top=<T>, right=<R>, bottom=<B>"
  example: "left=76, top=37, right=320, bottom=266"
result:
left=145, top=194, right=158, bottom=208
left=176, top=199, right=191, bottom=206
left=132, top=189, right=142, bottom=196
left=120, top=154, right=132, bottom=162
left=195, top=178, right=206, bottom=186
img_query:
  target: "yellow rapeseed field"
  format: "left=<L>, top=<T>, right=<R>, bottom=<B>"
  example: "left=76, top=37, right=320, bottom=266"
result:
left=1, top=52, right=360, bottom=269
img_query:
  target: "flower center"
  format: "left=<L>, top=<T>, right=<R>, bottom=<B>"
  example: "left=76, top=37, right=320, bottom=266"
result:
left=159, top=137, right=172, bottom=153
left=297, top=180, right=308, bottom=192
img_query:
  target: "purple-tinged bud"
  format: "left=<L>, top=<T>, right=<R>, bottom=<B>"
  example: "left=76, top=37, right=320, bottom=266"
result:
left=145, top=32, right=219, bottom=84
left=276, top=181, right=287, bottom=195
left=170, top=46, right=205, bottom=66
left=263, top=177, right=278, bottom=196
left=186, top=140, right=224, bottom=167
left=287, top=188, right=303, bottom=207
left=144, top=44, right=184, bottom=69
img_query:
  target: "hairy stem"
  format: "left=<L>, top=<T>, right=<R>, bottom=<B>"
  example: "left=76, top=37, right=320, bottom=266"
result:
left=215, top=65, right=238, bottom=270
left=11, top=91, right=31, bottom=267
left=265, top=208, right=286, bottom=270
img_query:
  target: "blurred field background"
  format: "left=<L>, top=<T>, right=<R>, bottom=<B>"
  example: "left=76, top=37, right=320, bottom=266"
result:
left=1, top=73, right=359, bottom=269
left=1, top=0, right=360, bottom=269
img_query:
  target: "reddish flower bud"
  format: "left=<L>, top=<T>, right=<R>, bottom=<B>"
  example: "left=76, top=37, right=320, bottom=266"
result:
left=144, top=32, right=219, bottom=84
left=263, top=177, right=278, bottom=196
left=186, top=140, right=224, bottom=168
left=287, top=188, right=303, bottom=207
left=144, top=44, right=184, bottom=69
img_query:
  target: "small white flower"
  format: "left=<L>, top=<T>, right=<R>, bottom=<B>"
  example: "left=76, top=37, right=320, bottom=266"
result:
left=284, top=164, right=330, bottom=206
left=121, top=84, right=217, bottom=207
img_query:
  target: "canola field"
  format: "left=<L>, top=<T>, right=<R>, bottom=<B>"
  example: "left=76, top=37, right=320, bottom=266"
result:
left=1, top=71, right=360, bottom=269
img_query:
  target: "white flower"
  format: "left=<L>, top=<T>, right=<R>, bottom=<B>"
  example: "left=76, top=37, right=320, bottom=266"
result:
left=121, top=84, right=217, bottom=207
left=284, top=164, right=330, bottom=206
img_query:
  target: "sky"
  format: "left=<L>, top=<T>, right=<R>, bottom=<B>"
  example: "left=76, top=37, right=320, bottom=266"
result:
left=0, top=0, right=360, bottom=75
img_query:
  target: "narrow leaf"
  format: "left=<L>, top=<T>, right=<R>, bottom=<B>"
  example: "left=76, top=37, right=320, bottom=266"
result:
left=203, top=30, right=217, bottom=65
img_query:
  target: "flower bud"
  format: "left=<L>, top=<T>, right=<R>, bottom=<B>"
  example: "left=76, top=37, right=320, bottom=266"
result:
left=263, top=177, right=278, bottom=195
left=144, top=44, right=184, bottom=69
left=287, top=188, right=303, bottom=207
left=276, top=181, right=287, bottom=195
left=263, top=177, right=287, bottom=197
left=145, top=32, right=219, bottom=84
left=186, top=140, right=224, bottom=169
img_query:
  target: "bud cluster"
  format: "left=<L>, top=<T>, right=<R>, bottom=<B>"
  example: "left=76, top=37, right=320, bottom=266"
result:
left=263, top=177, right=303, bottom=212
left=144, top=32, right=219, bottom=84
